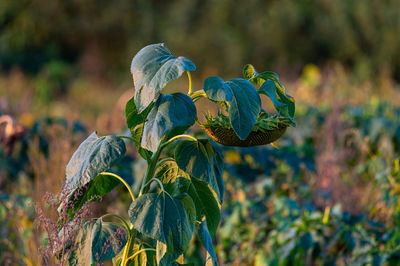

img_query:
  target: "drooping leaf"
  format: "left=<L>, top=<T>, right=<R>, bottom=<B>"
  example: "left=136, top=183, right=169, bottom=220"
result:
left=125, top=96, right=153, bottom=160
left=59, top=132, right=126, bottom=213
left=141, top=93, right=196, bottom=152
left=198, top=219, right=218, bottom=266
left=131, top=43, right=196, bottom=113
left=155, top=159, right=221, bottom=235
left=128, top=192, right=194, bottom=260
left=174, top=139, right=224, bottom=203
left=259, top=81, right=295, bottom=122
left=188, top=177, right=221, bottom=236
left=203, top=77, right=261, bottom=140
left=244, top=64, right=295, bottom=122
left=68, top=219, right=128, bottom=265
left=156, top=194, right=195, bottom=265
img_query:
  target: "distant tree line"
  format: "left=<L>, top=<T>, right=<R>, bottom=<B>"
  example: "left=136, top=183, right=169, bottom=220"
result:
left=1, top=0, right=399, bottom=80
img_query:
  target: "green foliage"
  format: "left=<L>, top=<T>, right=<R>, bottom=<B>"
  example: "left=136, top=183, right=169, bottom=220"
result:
left=203, top=77, right=261, bottom=140
left=60, top=132, right=126, bottom=214
left=197, top=220, right=218, bottom=266
left=141, top=93, right=196, bottom=152
left=2, top=0, right=400, bottom=80
left=244, top=64, right=295, bottom=124
left=125, top=97, right=153, bottom=161
left=128, top=192, right=194, bottom=263
left=131, top=43, right=196, bottom=113
left=69, top=218, right=128, bottom=265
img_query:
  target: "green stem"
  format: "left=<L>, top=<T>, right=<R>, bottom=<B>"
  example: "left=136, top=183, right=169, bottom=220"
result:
left=156, top=157, right=175, bottom=168
left=139, top=144, right=164, bottom=196
left=141, top=178, right=165, bottom=193
left=100, top=172, right=135, bottom=201
left=187, top=71, right=193, bottom=95
left=100, top=214, right=131, bottom=235
left=121, top=232, right=133, bottom=266
left=126, top=248, right=156, bottom=262
left=165, top=134, right=197, bottom=144
left=118, top=135, right=136, bottom=142
left=189, top=89, right=207, bottom=102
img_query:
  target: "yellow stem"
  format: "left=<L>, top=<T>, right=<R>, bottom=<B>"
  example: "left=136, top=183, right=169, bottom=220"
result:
left=165, top=134, right=197, bottom=145
left=100, top=214, right=131, bottom=234
left=127, top=248, right=156, bottom=261
left=187, top=71, right=193, bottom=95
left=100, top=172, right=135, bottom=201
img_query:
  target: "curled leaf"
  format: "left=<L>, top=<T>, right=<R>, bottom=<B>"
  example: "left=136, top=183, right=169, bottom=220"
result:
left=131, top=43, right=196, bottom=113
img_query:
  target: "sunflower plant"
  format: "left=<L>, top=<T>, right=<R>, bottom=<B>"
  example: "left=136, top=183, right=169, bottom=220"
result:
left=56, top=43, right=295, bottom=265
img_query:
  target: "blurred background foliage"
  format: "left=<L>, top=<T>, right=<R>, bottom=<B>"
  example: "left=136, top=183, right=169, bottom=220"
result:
left=1, top=0, right=400, bottom=80
left=1, top=0, right=400, bottom=265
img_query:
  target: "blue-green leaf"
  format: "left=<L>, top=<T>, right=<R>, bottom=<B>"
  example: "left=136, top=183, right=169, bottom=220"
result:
left=198, top=219, right=218, bottom=266
left=131, top=43, right=196, bottom=113
left=155, top=159, right=221, bottom=236
left=203, top=77, right=261, bottom=140
left=128, top=192, right=194, bottom=257
left=174, top=139, right=224, bottom=203
left=60, top=132, right=126, bottom=213
left=244, top=64, right=295, bottom=122
left=68, top=219, right=128, bottom=265
left=259, top=81, right=295, bottom=121
left=141, top=93, right=196, bottom=152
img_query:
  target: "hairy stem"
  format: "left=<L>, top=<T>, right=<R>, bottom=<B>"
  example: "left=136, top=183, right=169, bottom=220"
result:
left=100, top=172, right=135, bottom=201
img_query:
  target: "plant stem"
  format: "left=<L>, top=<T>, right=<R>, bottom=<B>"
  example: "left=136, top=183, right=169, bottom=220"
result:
left=187, top=71, right=193, bottom=95
left=139, top=144, right=164, bottom=196
left=126, top=248, right=156, bottom=262
left=100, top=172, right=135, bottom=201
left=141, top=178, right=165, bottom=193
left=118, top=135, right=136, bottom=142
left=100, top=214, right=131, bottom=235
left=190, top=89, right=207, bottom=102
left=165, top=134, right=197, bottom=144
left=121, top=231, right=134, bottom=266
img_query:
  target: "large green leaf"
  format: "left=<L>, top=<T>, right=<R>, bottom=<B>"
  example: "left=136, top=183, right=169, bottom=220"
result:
left=198, top=219, right=218, bottom=266
left=125, top=96, right=153, bottom=160
left=203, top=77, right=261, bottom=139
left=174, top=139, right=224, bottom=203
left=154, top=158, right=191, bottom=195
left=128, top=192, right=195, bottom=261
left=60, top=132, right=126, bottom=212
left=131, top=43, right=196, bottom=113
left=66, top=173, right=120, bottom=215
left=141, top=93, right=196, bottom=152
left=68, top=219, right=128, bottom=265
left=243, top=64, right=295, bottom=122
left=155, top=159, right=221, bottom=235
